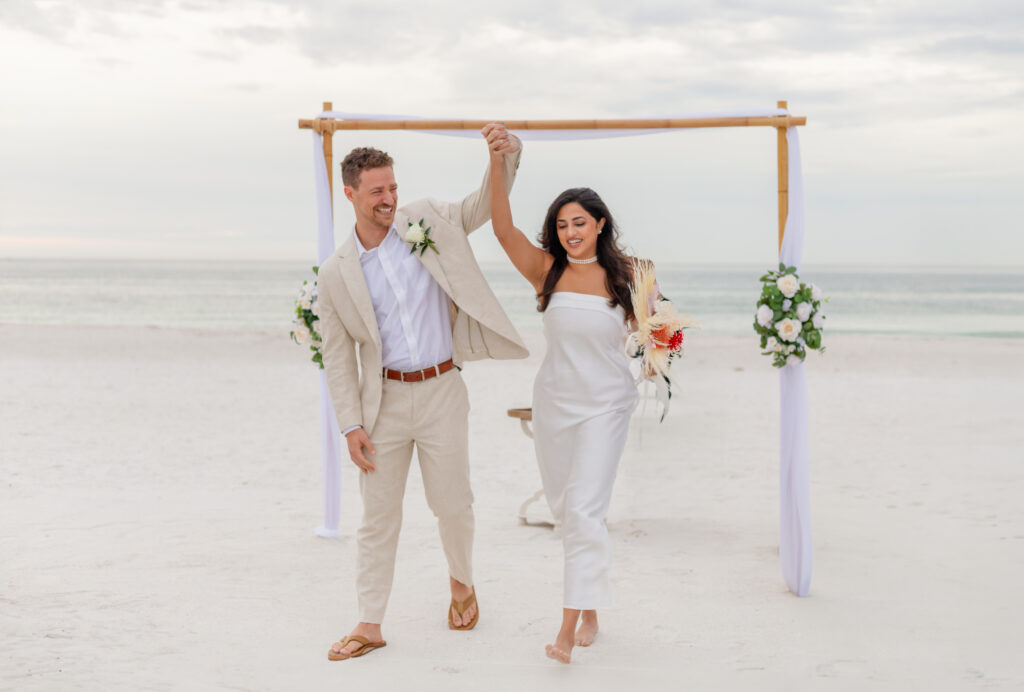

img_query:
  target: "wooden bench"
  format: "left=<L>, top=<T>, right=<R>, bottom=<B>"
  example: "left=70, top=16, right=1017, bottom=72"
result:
left=505, top=408, right=554, bottom=526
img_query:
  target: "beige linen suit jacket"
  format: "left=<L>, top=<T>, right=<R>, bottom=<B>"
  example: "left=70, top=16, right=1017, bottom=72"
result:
left=317, top=151, right=529, bottom=437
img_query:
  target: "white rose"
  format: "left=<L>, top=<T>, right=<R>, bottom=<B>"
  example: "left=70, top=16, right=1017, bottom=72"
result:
left=775, top=317, right=802, bottom=342
left=776, top=273, right=799, bottom=298
left=765, top=336, right=778, bottom=352
left=812, top=312, right=825, bottom=329
left=405, top=223, right=425, bottom=244
left=786, top=354, right=802, bottom=366
left=293, top=324, right=311, bottom=345
left=810, top=283, right=823, bottom=301
left=311, top=297, right=321, bottom=317
left=311, top=319, right=321, bottom=336
left=795, top=301, right=812, bottom=322
left=756, top=304, right=773, bottom=327
left=782, top=299, right=792, bottom=311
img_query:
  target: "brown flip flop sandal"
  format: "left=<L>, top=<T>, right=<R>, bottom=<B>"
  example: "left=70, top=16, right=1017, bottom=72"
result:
left=448, top=587, right=479, bottom=630
left=327, top=634, right=387, bottom=661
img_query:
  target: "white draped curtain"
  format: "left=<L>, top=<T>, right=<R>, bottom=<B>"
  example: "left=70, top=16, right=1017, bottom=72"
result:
left=308, top=108, right=812, bottom=596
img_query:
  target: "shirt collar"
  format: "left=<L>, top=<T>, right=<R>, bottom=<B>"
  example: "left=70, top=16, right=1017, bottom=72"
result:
left=353, top=224, right=398, bottom=258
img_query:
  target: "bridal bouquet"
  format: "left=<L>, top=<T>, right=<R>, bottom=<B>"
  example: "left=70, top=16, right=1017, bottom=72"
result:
left=626, top=260, right=698, bottom=421
left=291, top=266, right=324, bottom=369
left=753, top=263, right=826, bottom=368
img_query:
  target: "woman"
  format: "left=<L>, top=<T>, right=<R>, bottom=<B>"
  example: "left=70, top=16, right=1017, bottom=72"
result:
left=482, top=124, right=640, bottom=663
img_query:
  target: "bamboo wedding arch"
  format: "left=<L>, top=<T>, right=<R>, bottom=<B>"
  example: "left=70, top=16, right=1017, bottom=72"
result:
left=299, top=101, right=806, bottom=249
left=296, top=101, right=813, bottom=597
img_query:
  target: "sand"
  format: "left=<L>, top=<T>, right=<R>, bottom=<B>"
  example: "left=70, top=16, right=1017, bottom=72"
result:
left=1, top=324, right=1021, bottom=691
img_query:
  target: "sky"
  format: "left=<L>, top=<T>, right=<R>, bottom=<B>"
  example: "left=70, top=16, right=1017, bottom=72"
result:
left=1, top=0, right=1022, bottom=266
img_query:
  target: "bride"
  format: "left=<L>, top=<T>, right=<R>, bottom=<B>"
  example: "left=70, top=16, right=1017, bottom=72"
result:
left=482, top=124, right=641, bottom=663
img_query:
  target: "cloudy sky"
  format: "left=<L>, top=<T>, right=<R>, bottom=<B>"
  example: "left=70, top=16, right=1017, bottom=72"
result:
left=1, top=0, right=1022, bottom=265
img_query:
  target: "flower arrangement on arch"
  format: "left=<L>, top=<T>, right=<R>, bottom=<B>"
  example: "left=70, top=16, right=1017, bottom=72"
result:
left=291, top=266, right=323, bottom=369
left=753, top=263, right=826, bottom=368
left=626, top=259, right=698, bottom=421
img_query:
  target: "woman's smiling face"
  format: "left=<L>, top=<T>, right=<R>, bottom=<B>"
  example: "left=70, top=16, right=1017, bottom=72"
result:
left=555, top=202, right=605, bottom=260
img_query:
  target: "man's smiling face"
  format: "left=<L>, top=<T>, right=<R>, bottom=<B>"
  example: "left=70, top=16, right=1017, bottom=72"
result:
left=345, top=166, right=397, bottom=234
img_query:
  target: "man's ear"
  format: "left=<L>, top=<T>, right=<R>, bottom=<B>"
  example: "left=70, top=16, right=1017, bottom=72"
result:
left=343, top=186, right=355, bottom=202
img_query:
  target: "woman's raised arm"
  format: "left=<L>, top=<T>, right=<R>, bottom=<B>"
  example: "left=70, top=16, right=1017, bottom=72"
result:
left=482, top=123, right=551, bottom=289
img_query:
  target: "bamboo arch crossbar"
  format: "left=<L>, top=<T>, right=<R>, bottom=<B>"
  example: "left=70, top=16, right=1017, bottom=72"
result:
left=298, top=101, right=807, bottom=250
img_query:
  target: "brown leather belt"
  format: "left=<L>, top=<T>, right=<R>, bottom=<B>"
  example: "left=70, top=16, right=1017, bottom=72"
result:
left=383, top=358, right=455, bottom=383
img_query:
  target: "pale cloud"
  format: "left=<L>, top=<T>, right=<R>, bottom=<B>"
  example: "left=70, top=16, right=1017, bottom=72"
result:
left=0, top=0, right=1022, bottom=264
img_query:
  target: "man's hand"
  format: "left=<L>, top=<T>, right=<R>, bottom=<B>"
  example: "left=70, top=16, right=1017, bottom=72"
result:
left=481, top=122, right=521, bottom=157
left=345, top=427, right=377, bottom=473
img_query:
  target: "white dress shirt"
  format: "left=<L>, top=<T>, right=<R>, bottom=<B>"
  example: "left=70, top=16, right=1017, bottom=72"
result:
left=354, top=224, right=454, bottom=372
left=343, top=224, right=455, bottom=437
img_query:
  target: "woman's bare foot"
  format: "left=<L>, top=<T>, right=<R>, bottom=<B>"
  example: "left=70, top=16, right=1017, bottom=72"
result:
left=545, top=608, right=580, bottom=664
left=545, top=641, right=572, bottom=664
left=329, top=622, right=382, bottom=659
left=575, top=610, right=599, bottom=646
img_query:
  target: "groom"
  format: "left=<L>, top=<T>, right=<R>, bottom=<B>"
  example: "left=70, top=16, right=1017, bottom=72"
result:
left=317, top=125, right=528, bottom=660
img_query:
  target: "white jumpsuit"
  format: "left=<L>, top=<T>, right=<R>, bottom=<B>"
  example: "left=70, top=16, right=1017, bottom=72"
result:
left=532, top=292, right=638, bottom=610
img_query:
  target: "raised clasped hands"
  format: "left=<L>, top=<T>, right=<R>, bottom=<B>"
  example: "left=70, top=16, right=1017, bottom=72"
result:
left=481, top=121, right=520, bottom=157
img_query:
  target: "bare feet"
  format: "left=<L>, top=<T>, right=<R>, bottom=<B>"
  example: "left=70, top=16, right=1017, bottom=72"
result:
left=575, top=610, right=599, bottom=647
left=545, top=608, right=580, bottom=664
left=329, top=622, right=382, bottom=659
left=545, top=628, right=575, bottom=664
left=449, top=576, right=477, bottom=629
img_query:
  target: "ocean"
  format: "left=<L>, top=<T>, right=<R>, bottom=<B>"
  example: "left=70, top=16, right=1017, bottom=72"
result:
left=2, top=258, right=1023, bottom=338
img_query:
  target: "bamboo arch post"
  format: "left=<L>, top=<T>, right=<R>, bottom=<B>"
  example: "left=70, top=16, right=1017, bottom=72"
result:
left=300, top=106, right=807, bottom=242
left=777, top=100, right=789, bottom=251
left=318, top=101, right=334, bottom=212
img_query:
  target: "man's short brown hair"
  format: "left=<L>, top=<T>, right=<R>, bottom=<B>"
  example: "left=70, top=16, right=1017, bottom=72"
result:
left=341, top=147, right=394, bottom=189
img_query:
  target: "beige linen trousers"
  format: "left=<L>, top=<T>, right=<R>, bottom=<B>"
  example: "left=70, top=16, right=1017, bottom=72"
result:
left=317, top=151, right=529, bottom=623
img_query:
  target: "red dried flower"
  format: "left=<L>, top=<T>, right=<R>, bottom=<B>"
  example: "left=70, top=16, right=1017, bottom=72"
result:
left=667, top=330, right=684, bottom=351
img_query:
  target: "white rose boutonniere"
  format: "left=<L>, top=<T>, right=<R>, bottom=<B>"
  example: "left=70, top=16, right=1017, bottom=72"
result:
left=405, top=219, right=439, bottom=256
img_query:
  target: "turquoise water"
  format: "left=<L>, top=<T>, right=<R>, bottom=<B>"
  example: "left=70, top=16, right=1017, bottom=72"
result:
left=1, top=259, right=1022, bottom=337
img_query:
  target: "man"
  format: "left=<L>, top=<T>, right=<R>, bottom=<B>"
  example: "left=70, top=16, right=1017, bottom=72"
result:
left=317, top=124, right=527, bottom=660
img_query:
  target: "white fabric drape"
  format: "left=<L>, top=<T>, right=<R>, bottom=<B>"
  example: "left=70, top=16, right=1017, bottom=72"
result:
left=778, top=126, right=812, bottom=597
left=308, top=109, right=812, bottom=597
left=312, top=131, right=342, bottom=538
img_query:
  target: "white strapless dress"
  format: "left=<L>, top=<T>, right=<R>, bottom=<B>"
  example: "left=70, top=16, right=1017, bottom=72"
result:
left=531, top=292, right=637, bottom=609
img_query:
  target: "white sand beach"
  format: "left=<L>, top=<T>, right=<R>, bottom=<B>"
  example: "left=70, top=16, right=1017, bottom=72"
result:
left=1, top=325, right=1021, bottom=691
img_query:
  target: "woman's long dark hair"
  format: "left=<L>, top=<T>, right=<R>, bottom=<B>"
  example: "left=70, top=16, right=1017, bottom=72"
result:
left=536, top=187, right=635, bottom=322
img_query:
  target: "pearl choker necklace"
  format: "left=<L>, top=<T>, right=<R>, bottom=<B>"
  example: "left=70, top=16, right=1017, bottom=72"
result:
left=567, top=255, right=598, bottom=265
